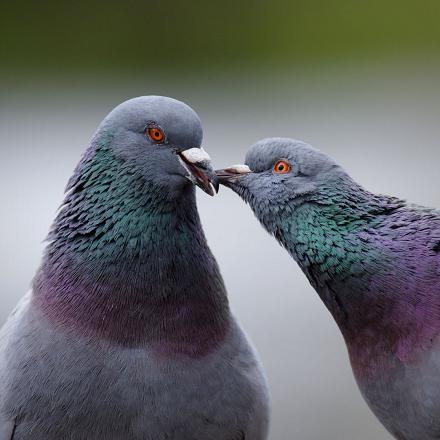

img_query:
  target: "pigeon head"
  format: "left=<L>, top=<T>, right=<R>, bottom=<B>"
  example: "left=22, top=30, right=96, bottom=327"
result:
left=93, top=95, right=219, bottom=197
left=37, top=96, right=230, bottom=351
left=217, top=138, right=346, bottom=217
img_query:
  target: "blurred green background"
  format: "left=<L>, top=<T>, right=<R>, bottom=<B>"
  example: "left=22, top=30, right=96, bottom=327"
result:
left=1, top=2, right=439, bottom=439
left=1, top=0, right=439, bottom=76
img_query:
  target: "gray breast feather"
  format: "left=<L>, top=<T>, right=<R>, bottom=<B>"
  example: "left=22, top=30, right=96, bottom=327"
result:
left=0, top=292, right=269, bottom=440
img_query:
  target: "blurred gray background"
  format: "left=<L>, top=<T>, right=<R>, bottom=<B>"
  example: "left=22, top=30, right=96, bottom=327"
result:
left=1, top=1, right=440, bottom=438
left=1, top=68, right=439, bottom=439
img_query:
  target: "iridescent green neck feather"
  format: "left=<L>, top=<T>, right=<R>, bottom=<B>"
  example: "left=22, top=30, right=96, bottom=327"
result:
left=34, top=138, right=230, bottom=355
left=270, top=181, right=403, bottom=322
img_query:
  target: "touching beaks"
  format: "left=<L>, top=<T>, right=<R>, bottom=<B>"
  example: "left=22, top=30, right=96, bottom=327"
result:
left=177, top=147, right=220, bottom=197
left=216, top=164, right=252, bottom=185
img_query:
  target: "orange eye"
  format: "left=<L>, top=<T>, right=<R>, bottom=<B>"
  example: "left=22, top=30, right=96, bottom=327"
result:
left=147, top=127, right=165, bottom=143
left=273, top=160, right=290, bottom=174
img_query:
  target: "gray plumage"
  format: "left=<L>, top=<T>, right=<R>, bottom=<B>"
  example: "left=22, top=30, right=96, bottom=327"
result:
left=0, top=97, right=270, bottom=439
left=218, top=137, right=440, bottom=440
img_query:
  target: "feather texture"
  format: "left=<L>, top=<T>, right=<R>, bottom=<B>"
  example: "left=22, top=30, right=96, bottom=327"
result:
left=226, top=137, right=440, bottom=439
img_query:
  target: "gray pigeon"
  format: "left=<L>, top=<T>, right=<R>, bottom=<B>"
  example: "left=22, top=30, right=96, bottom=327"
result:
left=0, top=97, right=270, bottom=439
left=218, top=137, right=440, bottom=440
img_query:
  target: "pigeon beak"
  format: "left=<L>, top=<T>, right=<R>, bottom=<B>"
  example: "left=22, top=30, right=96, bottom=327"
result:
left=177, top=147, right=220, bottom=197
left=216, top=164, right=252, bottom=185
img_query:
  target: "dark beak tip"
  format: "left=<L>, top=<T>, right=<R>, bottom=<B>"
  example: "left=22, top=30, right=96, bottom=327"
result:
left=208, top=177, right=220, bottom=196
left=215, top=169, right=236, bottom=185
left=212, top=176, right=220, bottom=192
left=195, top=169, right=220, bottom=197
left=201, top=182, right=217, bottom=197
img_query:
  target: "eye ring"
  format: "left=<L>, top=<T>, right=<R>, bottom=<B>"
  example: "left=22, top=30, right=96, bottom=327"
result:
left=273, top=160, right=291, bottom=174
left=146, top=126, right=165, bottom=143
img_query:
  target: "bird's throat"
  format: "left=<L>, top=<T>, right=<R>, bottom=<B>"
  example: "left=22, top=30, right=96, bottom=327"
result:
left=276, top=200, right=439, bottom=377
left=34, top=147, right=230, bottom=357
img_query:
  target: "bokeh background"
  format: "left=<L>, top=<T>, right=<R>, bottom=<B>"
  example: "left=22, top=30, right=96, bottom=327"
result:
left=1, top=1, right=440, bottom=438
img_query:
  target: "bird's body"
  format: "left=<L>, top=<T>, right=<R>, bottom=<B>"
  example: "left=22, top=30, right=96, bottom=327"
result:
left=0, top=97, right=269, bottom=439
left=219, top=138, right=440, bottom=439
left=0, top=293, right=266, bottom=439
left=276, top=188, right=440, bottom=439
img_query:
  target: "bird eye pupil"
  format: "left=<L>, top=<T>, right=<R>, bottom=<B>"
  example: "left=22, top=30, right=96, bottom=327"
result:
left=147, top=127, right=165, bottom=143
left=274, top=160, right=290, bottom=174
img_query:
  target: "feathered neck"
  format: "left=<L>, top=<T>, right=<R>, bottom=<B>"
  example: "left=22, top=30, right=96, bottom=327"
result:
left=273, top=180, right=403, bottom=318
left=33, top=141, right=230, bottom=357
left=266, top=180, right=440, bottom=375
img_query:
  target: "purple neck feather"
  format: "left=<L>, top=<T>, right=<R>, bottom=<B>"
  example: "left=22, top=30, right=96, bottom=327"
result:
left=276, top=181, right=440, bottom=377
left=33, top=143, right=230, bottom=358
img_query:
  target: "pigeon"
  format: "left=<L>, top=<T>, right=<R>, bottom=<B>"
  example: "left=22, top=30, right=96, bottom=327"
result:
left=0, top=97, right=270, bottom=440
left=218, top=137, right=440, bottom=440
